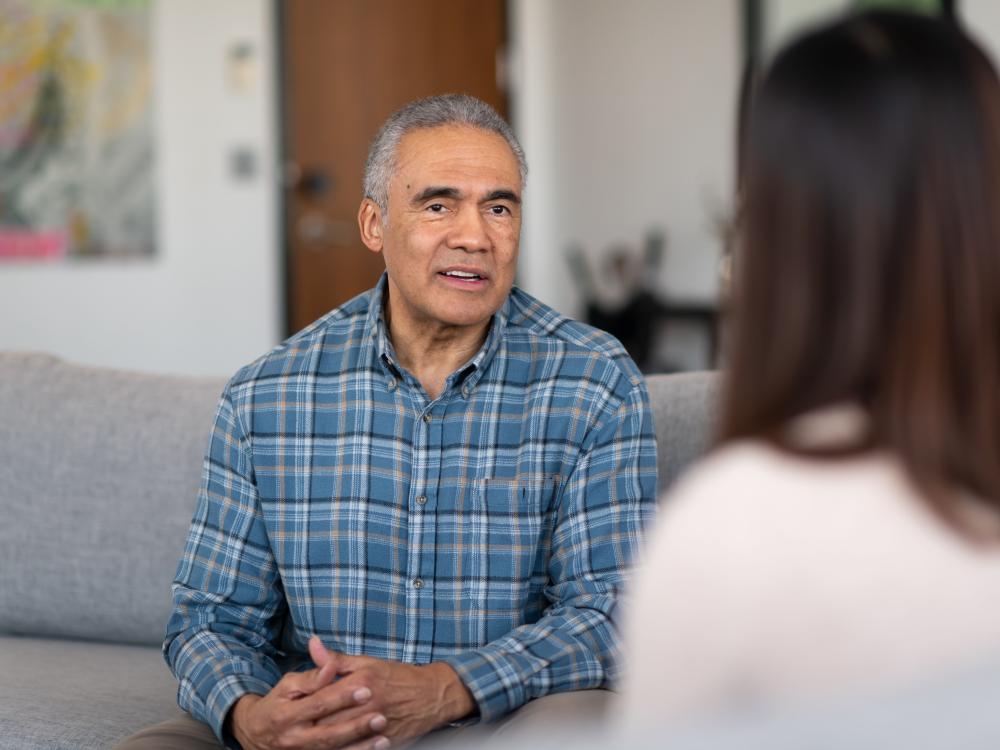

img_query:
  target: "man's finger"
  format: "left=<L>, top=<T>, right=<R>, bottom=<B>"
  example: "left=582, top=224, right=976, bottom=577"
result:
left=296, top=680, right=374, bottom=724
left=312, top=701, right=371, bottom=728
left=340, top=735, right=391, bottom=750
left=278, top=661, right=338, bottom=700
left=294, top=710, right=388, bottom=750
left=330, top=653, right=373, bottom=674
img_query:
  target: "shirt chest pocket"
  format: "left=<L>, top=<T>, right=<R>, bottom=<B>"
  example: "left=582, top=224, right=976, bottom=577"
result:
left=460, top=477, right=555, bottom=609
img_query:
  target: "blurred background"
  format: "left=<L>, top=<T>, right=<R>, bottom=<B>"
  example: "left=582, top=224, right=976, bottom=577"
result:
left=1, top=0, right=999, bottom=378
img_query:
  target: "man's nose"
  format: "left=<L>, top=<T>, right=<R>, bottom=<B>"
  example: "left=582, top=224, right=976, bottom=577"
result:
left=446, top=205, right=490, bottom=252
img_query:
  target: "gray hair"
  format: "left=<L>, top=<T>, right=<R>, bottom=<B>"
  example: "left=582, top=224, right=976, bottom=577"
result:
left=362, top=93, right=527, bottom=215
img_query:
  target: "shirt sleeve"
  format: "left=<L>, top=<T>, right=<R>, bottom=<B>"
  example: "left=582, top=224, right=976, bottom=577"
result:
left=163, top=385, right=287, bottom=743
left=443, top=380, right=659, bottom=721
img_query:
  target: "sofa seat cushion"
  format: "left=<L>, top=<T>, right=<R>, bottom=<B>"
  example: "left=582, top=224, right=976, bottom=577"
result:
left=0, top=635, right=185, bottom=750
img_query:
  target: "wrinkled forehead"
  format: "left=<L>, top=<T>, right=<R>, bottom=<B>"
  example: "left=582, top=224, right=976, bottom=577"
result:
left=390, top=125, right=522, bottom=195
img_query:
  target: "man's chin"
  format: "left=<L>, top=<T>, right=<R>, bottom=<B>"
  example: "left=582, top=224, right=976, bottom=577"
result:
left=433, top=299, right=506, bottom=330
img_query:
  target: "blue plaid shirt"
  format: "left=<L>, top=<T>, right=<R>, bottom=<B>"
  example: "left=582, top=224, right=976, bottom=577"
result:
left=165, top=275, right=657, bottom=740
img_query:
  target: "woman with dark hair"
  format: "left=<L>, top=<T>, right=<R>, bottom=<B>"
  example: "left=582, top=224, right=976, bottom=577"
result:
left=621, top=10, right=1000, bottom=725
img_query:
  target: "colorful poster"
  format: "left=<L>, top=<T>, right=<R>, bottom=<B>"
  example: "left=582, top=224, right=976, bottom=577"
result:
left=0, top=0, right=154, bottom=260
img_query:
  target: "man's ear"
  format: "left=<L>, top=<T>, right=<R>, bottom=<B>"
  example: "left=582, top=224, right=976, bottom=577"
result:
left=358, top=199, right=384, bottom=253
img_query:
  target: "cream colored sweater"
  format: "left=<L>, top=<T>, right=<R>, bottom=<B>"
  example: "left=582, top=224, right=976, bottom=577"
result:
left=620, top=436, right=1000, bottom=729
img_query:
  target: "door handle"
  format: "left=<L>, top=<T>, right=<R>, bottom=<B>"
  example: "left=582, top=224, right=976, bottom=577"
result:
left=284, top=162, right=335, bottom=199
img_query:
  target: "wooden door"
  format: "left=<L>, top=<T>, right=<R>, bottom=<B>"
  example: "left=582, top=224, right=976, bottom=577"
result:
left=282, top=0, right=508, bottom=334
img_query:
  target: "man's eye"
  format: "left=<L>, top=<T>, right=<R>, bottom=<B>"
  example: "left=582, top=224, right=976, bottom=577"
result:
left=489, top=205, right=510, bottom=216
left=427, top=203, right=446, bottom=213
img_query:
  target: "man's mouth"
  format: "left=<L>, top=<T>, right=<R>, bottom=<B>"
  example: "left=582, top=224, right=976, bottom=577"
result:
left=439, top=270, right=486, bottom=281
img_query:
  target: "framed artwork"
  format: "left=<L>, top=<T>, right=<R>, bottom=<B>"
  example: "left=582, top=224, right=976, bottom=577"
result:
left=0, top=0, right=155, bottom=261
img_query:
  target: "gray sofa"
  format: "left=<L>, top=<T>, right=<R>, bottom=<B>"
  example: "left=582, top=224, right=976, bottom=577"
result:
left=5, top=351, right=1000, bottom=750
left=0, top=352, right=718, bottom=750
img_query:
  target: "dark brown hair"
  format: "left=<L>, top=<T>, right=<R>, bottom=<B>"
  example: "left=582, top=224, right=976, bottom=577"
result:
left=720, top=11, right=1000, bottom=531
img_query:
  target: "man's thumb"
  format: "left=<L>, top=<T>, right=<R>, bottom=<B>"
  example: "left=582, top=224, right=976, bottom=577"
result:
left=308, top=634, right=332, bottom=668
left=307, top=635, right=343, bottom=690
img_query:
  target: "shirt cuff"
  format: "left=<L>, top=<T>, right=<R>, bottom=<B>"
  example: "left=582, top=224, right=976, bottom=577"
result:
left=442, top=649, right=533, bottom=723
left=184, top=663, right=274, bottom=746
left=209, top=673, right=273, bottom=744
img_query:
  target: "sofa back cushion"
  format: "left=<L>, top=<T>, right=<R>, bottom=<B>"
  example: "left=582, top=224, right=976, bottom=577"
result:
left=0, top=352, right=225, bottom=646
left=0, top=354, right=718, bottom=647
left=646, top=371, right=719, bottom=494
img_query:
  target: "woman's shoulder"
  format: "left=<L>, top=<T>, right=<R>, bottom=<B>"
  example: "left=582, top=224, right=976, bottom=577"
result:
left=648, top=438, right=916, bottom=567
left=667, top=439, right=862, bottom=512
left=667, top=437, right=904, bottom=510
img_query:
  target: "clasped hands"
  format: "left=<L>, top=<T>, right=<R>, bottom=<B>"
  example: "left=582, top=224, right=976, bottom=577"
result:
left=228, top=636, right=476, bottom=750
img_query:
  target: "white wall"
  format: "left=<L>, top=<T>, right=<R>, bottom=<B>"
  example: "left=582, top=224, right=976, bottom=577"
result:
left=964, top=0, right=1000, bottom=64
left=510, top=0, right=741, bottom=320
left=0, top=0, right=281, bottom=378
left=507, top=0, right=1000, bottom=323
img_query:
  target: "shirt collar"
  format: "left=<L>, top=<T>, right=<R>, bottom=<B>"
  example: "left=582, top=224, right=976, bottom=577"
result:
left=366, top=272, right=510, bottom=396
left=367, top=273, right=395, bottom=370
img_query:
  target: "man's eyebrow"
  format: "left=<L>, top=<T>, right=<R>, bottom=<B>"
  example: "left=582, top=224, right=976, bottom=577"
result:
left=482, top=189, right=521, bottom=205
left=411, top=186, right=461, bottom=204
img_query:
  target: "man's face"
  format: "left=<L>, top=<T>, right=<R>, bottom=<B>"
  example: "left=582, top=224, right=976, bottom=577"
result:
left=359, top=124, right=522, bottom=334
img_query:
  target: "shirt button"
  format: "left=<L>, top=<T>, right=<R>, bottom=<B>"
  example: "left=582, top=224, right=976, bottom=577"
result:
left=422, top=414, right=431, bottom=424
left=416, top=495, right=427, bottom=505
left=461, top=386, right=470, bottom=398
left=387, top=378, right=397, bottom=391
left=412, top=578, right=424, bottom=589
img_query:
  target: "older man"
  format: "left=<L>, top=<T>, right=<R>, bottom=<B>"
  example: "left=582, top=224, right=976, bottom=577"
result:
left=118, top=94, right=656, bottom=750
